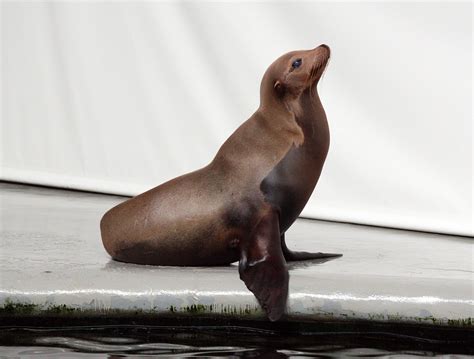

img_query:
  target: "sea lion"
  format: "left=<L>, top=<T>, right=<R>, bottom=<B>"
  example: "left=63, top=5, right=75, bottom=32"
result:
left=100, top=44, right=341, bottom=321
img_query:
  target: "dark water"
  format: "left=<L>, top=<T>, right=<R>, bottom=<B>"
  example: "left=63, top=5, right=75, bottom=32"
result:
left=2, top=346, right=468, bottom=358
left=1, top=325, right=472, bottom=358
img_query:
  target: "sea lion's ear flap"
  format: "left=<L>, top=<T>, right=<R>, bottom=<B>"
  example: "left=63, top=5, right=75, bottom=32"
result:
left=238, top=210, right=289, bottom=321
left=274, top=80, right=285, bottom=96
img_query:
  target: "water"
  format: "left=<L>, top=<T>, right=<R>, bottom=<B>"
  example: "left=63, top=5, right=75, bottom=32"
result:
left=3, top=346, right=466, bottom=358
left=1, top=325, right=472, bottom=358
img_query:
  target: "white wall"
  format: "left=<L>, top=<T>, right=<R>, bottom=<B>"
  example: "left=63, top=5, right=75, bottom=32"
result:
left=1, top=2, right=472, bottom=236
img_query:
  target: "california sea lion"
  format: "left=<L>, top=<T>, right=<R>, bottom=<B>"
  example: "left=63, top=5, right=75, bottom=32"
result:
left=100, top=44, right=340, bottom=321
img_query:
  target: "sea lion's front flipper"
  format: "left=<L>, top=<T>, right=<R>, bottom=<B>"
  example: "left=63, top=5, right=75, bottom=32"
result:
left=281, top=233, right=342, bottom=261
left=239, top=210, right=289, bottom=321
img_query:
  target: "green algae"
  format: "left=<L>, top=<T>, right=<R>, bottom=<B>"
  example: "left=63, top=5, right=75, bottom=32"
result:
left=168, top=303, right=262, bottom=317
left=0, top=298, right=262, bottom=319
left=1, top=300, right=39, bottom=315
left=447, top=317, right=472, bottom=327
left=1, top=298, right=472, bottom=328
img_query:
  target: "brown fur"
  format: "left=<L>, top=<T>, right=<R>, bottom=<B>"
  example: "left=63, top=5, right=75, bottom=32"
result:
left=101, top=45, right=334, bottom=320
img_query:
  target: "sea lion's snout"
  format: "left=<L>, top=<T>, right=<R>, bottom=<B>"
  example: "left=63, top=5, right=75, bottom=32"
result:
left=318, top=43, right=330, bottom=52
left=313, top=44, right=331, bottom=64
left=309, top=44, right=331, bottom=81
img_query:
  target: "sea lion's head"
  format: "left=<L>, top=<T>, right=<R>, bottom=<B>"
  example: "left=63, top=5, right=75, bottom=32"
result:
left=260, top=44, right=330, bottom=112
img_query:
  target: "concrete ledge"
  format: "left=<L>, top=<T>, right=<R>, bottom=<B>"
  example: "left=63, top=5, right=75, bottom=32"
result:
left=0, top=183, right=472, bottom=327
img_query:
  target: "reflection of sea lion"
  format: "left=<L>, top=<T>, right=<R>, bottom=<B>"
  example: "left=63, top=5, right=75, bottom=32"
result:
left=100, top=44, right=340, bottom=321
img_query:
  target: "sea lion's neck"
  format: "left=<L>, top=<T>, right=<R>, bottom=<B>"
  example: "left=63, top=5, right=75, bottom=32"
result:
left=299, top=88, right=329, bottom=149
left=258, top=87, right=329, bottom=150
left=258, top=93, right=291, bottom=119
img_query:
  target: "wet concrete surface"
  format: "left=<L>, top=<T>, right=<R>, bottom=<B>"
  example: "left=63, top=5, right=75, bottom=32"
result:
left=0, top=182, right=472, bottom=325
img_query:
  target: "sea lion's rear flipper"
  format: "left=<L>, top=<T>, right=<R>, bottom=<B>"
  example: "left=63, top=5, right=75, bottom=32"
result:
left=239, top=210, right=289, bottom=321
left=281, top=233, right=342, bottom=261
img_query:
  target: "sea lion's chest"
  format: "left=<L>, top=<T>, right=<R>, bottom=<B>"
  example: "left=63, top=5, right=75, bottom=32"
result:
left=259, top=116, right=329, bottom=232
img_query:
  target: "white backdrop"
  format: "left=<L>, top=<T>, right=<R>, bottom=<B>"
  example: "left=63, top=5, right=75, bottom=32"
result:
left=1, top=2, right=472, bottom=236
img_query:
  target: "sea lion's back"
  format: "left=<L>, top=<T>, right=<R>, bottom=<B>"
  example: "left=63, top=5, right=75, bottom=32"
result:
left=100, top=166, right=236, bottom=265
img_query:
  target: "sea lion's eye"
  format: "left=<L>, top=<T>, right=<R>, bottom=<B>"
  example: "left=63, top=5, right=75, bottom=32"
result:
left=292, top=59, right=302, bottom=68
